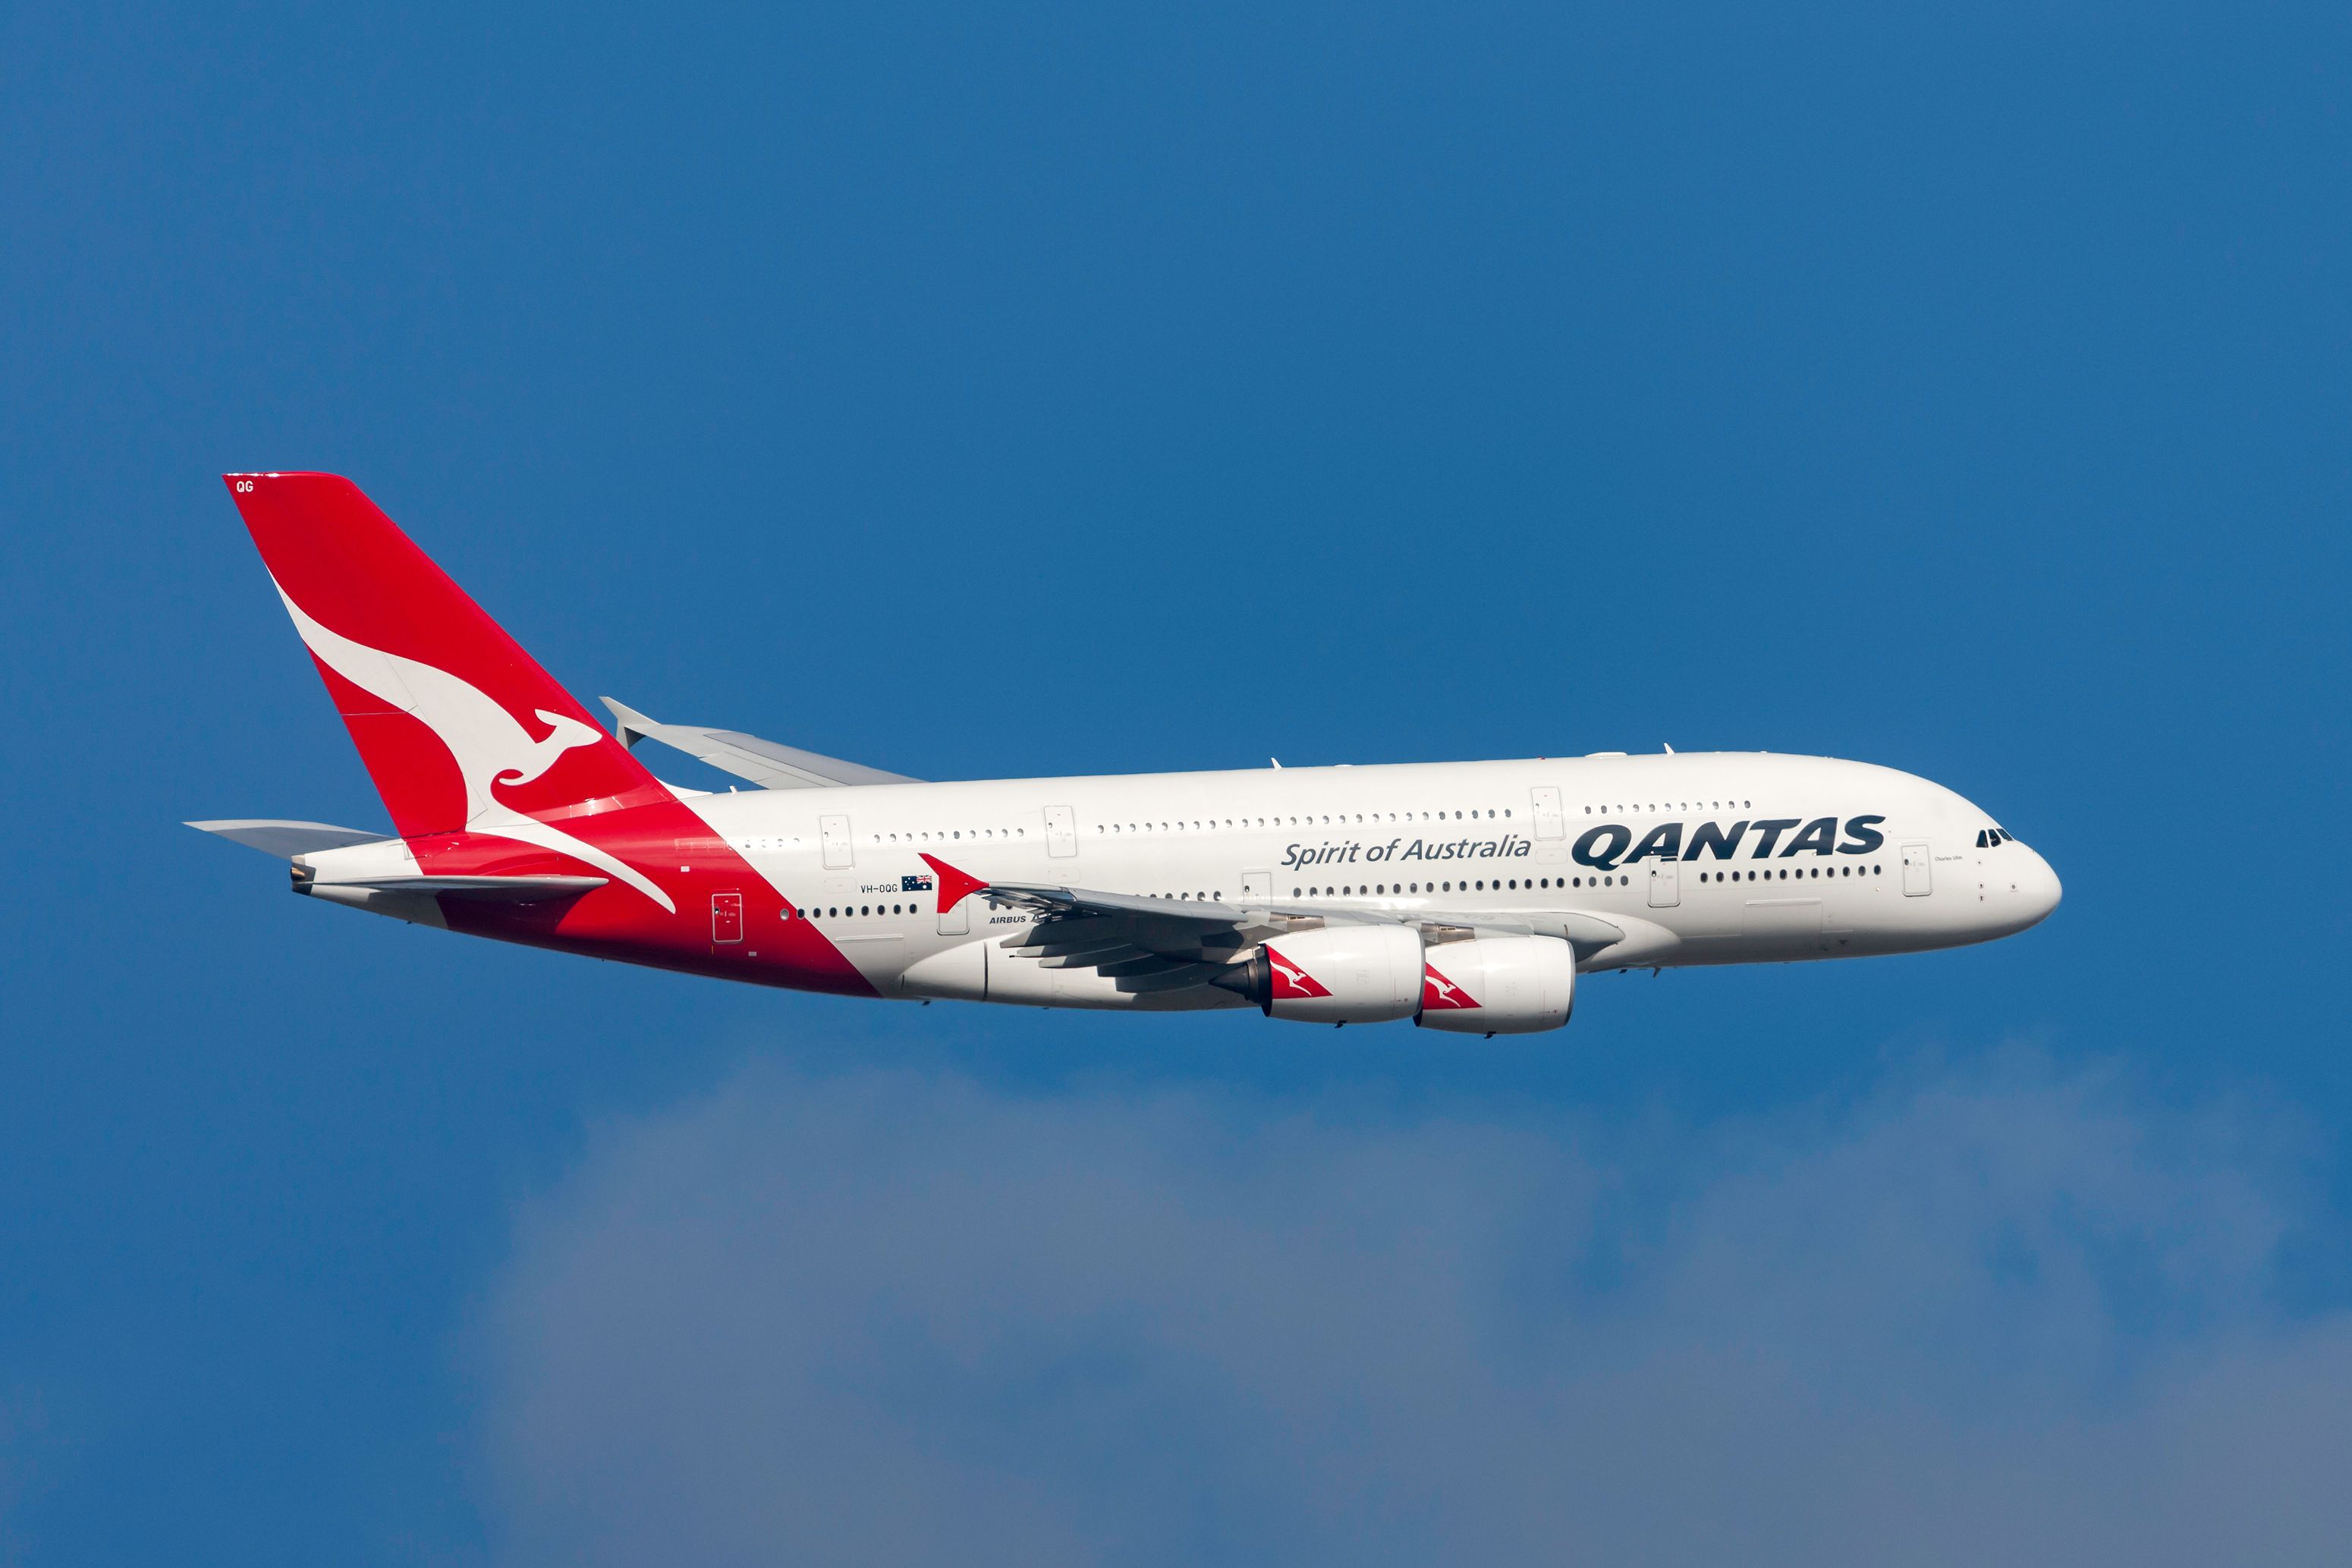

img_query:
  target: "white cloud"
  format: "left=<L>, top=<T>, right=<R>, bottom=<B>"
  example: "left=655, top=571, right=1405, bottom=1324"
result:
left=476, top=1054, right=2352, bottom=1566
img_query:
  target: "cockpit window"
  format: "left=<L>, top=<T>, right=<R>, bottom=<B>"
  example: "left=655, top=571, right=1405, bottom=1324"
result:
left=1977, top=828, right=2015, bottom=848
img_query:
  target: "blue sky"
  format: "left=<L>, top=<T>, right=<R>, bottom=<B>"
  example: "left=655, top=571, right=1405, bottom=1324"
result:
left=3, top=2, right=2347, bottom=1561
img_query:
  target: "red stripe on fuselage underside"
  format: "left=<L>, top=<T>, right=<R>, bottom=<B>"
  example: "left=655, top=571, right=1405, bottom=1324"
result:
left=417, top=801, right=879, bottom=998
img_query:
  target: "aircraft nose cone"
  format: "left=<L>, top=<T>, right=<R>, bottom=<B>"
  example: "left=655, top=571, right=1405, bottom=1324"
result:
left=2020, top=847, right=2061, bottom=929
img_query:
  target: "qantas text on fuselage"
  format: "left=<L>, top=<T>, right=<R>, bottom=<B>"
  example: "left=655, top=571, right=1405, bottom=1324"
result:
left=191, top=474, right=2061, bottom=1035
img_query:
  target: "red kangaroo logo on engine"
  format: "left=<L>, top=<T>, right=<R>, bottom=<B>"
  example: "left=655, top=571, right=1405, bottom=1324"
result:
left=1420, top=963, right=1479, bottom=1010
left=1262, top=944, right=1332, bottom=999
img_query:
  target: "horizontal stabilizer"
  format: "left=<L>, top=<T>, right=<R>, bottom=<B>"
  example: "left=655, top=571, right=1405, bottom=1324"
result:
left=187, top=819, right=387, bottom=858
left=294, top=872, right=608, bottom=903
left=600, top=697, right=920, bottom=789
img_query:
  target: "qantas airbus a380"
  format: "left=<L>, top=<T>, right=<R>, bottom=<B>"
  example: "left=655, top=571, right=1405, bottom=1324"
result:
left=193, top=473, right=2060, bottom=1033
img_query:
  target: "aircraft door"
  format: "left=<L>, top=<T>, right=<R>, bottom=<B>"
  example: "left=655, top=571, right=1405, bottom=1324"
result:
left=1530, top=786, right=1564, bottom=841
left=938, top=892, right=969, bottom=935
left=1647, top=863, right=1681, bottom=908
left=711, top=892, right=744, bottom=943
left=1045, top=804, right=1077, bottom=859
left=1901, top=841, right=1932, bottom=896
left=1240, top=868, right=1273, bottom=903
left=819, top=815, right=854, bottom=869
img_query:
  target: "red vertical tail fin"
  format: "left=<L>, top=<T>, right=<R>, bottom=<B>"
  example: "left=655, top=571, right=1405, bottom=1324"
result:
left=223, top=473, right=668, bottom=840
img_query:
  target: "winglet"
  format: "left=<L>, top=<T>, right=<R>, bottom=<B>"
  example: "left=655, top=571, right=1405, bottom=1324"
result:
left=599, top=696, right=656, bottom=749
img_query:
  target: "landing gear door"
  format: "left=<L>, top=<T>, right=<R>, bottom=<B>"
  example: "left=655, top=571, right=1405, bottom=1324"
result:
left=1647, top=863, right=1681, bottom=908
left=1901, top=841, right=1932, bottom=897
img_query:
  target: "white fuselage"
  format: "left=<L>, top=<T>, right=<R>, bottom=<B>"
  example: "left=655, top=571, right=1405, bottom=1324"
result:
left=678, top=750, right=2061, bottom=1008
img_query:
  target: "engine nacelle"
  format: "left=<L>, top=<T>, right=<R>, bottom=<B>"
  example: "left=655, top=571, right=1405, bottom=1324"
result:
left=1214, top=924, right=1425, bottom=1024
left=1415, top=936, right=1577, bottom=1035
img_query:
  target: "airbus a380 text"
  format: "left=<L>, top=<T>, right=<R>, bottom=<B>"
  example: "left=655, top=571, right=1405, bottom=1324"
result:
left=194, top=474, right=2061, bottom=1033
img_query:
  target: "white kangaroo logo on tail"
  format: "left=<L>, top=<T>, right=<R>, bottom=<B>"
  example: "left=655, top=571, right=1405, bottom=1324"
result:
left=274, top=581, right=677, bottom=912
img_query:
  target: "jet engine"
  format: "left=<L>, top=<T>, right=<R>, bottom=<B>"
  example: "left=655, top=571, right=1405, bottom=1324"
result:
left=1213, top=924, right=1424, bottom=1024
left=1414, top=935, right=1576, bottom=1035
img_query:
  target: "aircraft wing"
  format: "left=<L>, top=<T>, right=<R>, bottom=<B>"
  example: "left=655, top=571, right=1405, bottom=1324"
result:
left=600, top=697, right=921, bottom=790
left=981, top=883, right=1268, bottom=995
left=978, top=881, right=1263, bottom=930
left=932, top=857, right=1624, bottom=995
